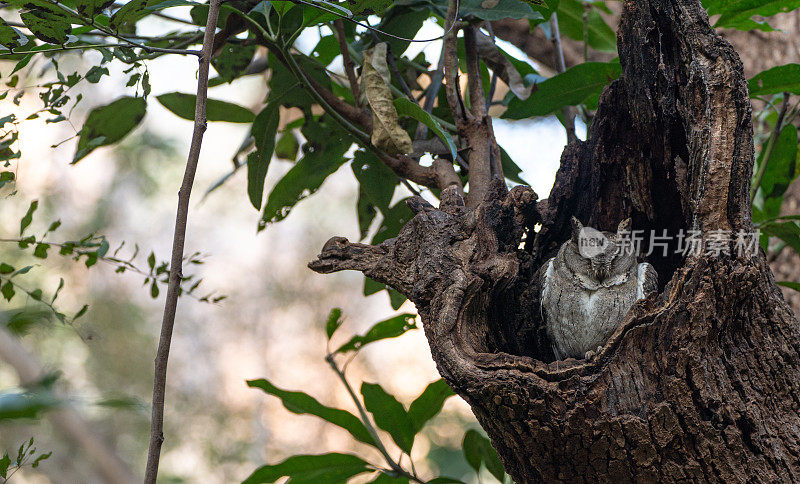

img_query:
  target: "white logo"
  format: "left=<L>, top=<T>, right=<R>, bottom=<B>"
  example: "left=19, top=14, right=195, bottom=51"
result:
left=578, top=227, right=608, bottom=258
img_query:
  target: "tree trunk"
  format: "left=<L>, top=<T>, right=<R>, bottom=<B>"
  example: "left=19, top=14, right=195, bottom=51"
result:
left=310, top=0, right=800, bottom=480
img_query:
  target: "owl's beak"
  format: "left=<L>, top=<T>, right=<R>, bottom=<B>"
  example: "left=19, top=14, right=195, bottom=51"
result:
left=591, top=266, right=608, bottom=282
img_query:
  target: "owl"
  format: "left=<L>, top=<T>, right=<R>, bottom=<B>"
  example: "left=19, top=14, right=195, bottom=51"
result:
left=540, top=217, right=658, bottom=360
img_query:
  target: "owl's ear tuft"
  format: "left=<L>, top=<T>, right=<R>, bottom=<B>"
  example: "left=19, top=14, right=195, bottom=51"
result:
left=570, top=217, right=583, bottom=243
left=617, top=218, right=632, bottom=234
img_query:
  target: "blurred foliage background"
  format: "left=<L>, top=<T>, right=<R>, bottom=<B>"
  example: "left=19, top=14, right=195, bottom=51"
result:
left=2, top=0, right=800, bottom=482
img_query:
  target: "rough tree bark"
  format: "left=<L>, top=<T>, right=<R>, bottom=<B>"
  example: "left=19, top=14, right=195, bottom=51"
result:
left=311, top=0, right=800, bottom=480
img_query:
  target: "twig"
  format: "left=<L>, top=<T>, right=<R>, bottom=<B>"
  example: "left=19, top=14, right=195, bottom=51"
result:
left=549, top=12, right=577, bottom=145
left=443, top=1, right=466, bottom=124
left=415, top=43, right=446, bottom=141
left=325, top=354, right=426, bottom=484
left=334, top=19, right=361, bottom=104
left=382, top=42, right=415, bottom=101
left=751, top=92, right=790, bottom=202
left=144, top=0, right=222, bottom=482
left=287, top=0, right=458, bottom=44
left=0, top=42, right=199, bottom=57
left=45, top=0, right=202, bottom=57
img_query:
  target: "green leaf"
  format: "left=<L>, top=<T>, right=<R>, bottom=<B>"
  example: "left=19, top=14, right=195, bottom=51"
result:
left=500, top=146, right=527, bottom=185
left=394, top=98, right=457, bottom=160
left=31, top=451, right=51, bottom=468
left=85, top=65, right=109, bottom=83
left=357, top=189, right=378, bottom=240
left=335, top=313, right=417, bottom=353
left=369, top=473, right=409, bottom=483
left=557, top=0, right=616, bottom=52
left=267, top=52, right=331, bottom=109
left=407, top=379, right=455, bottom=433
left=349, top=0, right=393, bottom=14
left=12, top=266, right=32, bottom=276
left=33, top=243, right=50, bottom=259
left=259, top=117, right=350, bottom=228
left=246, top=379, right=375, bottom=446
left=462, top=430, right=505, bottom=482
left=20, top=200, right=38, bottom=236
left=73, top=97, right=147, bottom=163
left=110, top=0, right=149, bottom=29
left=0, top=264, right=13, bottom=275
left=156, top=92, right=255, bottom=123
left=352, top=150, right=397, bottom=213
left=704, top=0, right=800, bottom=30
left=75, top=0, right=115, bottom=18
left=311, top=35, right=340, bottom=66
left=243, top=453, right=371, bottom=484
left=0, top=19, right=28, bottom=50
left=762, top=221, right=800, bottom=253
left=1, top=282, right=15, bottom=301
left=459, top=0, right=543, bottom=20
left=0, top=452, right=9, bottom=478
left=325, top=307, right=343, bottom=339
left=374, top=7, right=429, bottom=58
left=361, top=382, right=415, bottom=454
left=212, top=43, right=257, bottom=83
left=749, top=64, right=800, bottom=97
left=372, top=199, right=413, bottom=244
left=388, top=287, right=406, bottom=310
left=20, top=8, right=71, bottom=45
left=760, top=124, right=798, bottom=198
left=503, top=61, right=621, bottom=119
left=247, top=103, right=280, bottom=209
left=778, top=281, right=800, bottom=292
left=74, top=304, right=89, bottom=320
left=274, top=132, right=299, bottom=160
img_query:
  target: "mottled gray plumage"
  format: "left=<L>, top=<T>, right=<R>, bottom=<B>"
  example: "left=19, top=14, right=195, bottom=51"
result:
left=540, top=217, right=658, bottom=360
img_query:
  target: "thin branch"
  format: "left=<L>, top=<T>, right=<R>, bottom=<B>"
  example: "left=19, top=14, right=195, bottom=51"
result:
left=549, top=12, right=577, bottom=145
left=287, top=0, right=458, bottom=44
left=382, top=41, right=415, bottom=101
left=334, top=19, right=361, bottom=104
left=144, top=0, right=222, bottom=482
left=0, top=42, right=199, bottom=57
left=152, top=10, right=200, bottom=26
left=443, top=1, right=466, bottom=124
left=325, top=354, right=426, bottom=484
left=415, top=42, right=446, bottom=141
left=751, top=92, right=791, bottom=202
left=44, top=0, right=201, bottom=56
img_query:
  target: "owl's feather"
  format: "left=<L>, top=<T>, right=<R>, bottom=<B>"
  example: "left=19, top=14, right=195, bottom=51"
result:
left=637, top=262, right=658, bottom=299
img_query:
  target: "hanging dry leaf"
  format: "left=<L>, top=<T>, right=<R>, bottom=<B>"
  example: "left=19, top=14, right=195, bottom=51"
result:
left=475, top=30, right=533, bottom=101
left=362, top=43, right=413, bottom=156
